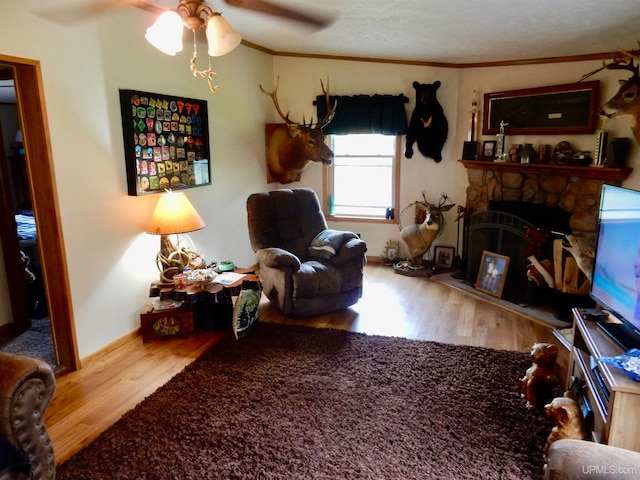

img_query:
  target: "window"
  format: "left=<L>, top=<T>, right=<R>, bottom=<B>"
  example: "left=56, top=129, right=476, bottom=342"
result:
left=324, top=134, right=400, bottom=222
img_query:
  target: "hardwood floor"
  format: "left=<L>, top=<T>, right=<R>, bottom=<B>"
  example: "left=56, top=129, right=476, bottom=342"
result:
left=45, top=263, right=558, bottom=465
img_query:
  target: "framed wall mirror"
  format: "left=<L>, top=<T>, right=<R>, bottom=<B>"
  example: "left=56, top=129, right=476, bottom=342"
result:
left=482, top=81, right=600, bottom=136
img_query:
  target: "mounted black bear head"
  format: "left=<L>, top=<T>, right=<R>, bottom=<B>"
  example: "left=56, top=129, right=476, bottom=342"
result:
left=415, top=80, right=441, bottom=105
left=405, top=80, right=448, bottom=162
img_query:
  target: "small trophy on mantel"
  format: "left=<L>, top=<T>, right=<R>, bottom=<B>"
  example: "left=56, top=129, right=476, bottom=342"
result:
left=592, top=117, right=609, bottom=167
left=461, top=90, right=480, bottom=160
left=494, top=120, right=509, bottom=162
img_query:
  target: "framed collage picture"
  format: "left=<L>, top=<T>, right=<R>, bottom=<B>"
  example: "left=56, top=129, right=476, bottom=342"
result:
left=119, top=89, right=211, bottom=196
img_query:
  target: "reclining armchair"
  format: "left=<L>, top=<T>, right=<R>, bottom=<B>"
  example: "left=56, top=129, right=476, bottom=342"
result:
left=247, top=188, right=367, bottom=316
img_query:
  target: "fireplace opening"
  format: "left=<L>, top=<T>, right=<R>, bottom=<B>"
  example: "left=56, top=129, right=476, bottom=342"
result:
left=489, top=201, right=571, bottom=235
left=464, top=202, right=571, bottom=305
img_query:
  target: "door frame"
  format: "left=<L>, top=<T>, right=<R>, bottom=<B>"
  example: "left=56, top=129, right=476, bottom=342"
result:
left=1, top=53, right=79, bottom=374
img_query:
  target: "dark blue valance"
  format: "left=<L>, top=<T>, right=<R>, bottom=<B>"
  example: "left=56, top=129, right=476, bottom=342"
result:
left=315, top=94, right=409, bottom=135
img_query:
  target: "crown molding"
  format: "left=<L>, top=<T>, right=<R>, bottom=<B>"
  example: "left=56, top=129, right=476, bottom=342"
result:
left=239, top=40, right=615, bottom=68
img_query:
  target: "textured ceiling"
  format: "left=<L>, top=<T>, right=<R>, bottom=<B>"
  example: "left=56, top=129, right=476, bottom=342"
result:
left=6, top=1, right=638, bottom=103
left=28, top=0, right=640, bottom=65
left=214, top=0, right=640, bottom=64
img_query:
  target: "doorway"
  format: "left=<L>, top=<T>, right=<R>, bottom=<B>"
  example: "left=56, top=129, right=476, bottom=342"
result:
left=0, top=54, right=79, bottom=374
left=0, top=68, right=54, bottom=364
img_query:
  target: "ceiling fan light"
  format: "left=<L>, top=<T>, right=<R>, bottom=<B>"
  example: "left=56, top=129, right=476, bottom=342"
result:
left=145, top=10, right=184, bottom=56
left=206, top=13, right=242, bottom=57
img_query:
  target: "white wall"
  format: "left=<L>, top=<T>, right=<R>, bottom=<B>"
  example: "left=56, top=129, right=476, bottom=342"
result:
left=456, top=62, right=640, bottom=188
left=272, top=57, right=640, bottom=261
left=271, top=57, right=462, bottom=260
left=1, top=2, right=273, bottom=358
left=2, top=1, right=640, bottom=359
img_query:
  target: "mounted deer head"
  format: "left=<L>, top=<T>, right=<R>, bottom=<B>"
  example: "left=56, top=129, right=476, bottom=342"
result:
left=583, top=48, right=640, bottom=144
left=399, top=192, right=455, bottom=266
left=260, top=77, right=337, bottom=183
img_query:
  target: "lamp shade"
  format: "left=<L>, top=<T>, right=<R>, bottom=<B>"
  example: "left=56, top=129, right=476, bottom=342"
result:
left=206, top=13, right=242, bottom=57
left=146, top=191, right=206, bottom=235
left=145, top=10, right=184, bottom=56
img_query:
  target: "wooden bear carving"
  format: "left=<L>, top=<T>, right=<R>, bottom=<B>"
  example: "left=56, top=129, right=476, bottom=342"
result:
left=543, top=392, right=587, bottom=459
left=517, top=342, right=560, bottom=410
left=405, top=80, right=448, bottom=162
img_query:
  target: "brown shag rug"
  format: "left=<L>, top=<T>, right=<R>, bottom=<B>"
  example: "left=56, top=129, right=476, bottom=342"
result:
left=57, top=323, right=553, bottom=479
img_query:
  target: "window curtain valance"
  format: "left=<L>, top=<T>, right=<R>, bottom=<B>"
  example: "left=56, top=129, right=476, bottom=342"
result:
left=314, top=94, right=409, bottom=135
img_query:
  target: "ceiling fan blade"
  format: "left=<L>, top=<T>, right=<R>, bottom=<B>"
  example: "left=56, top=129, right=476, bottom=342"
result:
left=36, top=0, right=163, bottom=25
left=223, top=0, right=335, bottom=29
left=128, top=0, right=166, bottom=15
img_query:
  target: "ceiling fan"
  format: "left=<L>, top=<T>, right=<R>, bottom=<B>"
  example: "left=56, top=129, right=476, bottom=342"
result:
left=38, top=0, right=335, bottom=29
left=37, top=1, right=335, bottom=93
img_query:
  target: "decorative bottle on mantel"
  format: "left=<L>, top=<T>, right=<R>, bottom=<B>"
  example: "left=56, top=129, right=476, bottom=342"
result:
left=520, top=143, right=537, bottom=164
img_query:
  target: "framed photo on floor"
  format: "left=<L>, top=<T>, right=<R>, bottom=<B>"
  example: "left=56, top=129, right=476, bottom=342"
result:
left=434, top=246, right=455, bottom=268
left=475, top=250, right=510, bottom=298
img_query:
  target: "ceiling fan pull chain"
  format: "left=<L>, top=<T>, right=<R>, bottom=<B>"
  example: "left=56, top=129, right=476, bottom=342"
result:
left=189, top=31, right=219, bottom=93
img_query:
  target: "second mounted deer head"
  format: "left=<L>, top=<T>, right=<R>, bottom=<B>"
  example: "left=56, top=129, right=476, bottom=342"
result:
left=583, top=48, right=640, bottom=144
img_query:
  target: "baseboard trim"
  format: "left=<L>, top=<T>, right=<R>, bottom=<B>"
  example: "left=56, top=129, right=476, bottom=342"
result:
left=80, top=328, right=141, bottom=368
left=0, top=322, right=12, bottom=336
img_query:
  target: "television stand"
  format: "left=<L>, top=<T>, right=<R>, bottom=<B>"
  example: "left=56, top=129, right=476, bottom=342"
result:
left=569, top=308, right=640, bottom=451
left=597, top=321, right=640, bottom=351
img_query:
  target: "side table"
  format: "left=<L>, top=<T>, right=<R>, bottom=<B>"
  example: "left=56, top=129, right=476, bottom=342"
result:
left=148, top=267, right=260, bottom=333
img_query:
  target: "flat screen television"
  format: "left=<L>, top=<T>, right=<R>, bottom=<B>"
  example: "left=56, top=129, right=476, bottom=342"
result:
left=591, top=184, right=640, bottom=350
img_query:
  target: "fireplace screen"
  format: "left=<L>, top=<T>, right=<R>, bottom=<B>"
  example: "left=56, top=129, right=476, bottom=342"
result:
left=465, top=211, right=534, bottom=304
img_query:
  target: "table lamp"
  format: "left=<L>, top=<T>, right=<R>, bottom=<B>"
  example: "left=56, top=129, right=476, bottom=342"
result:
left=146, top=190, right=206, bottom=283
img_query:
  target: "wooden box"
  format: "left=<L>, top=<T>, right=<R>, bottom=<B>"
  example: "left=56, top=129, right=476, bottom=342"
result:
left=140, top=304, right=195, bottom=342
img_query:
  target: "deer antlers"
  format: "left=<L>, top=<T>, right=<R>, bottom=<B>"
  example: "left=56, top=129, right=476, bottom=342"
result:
left=316, top=78, right=337, bottom=128
left=581, top=46, right=640, bottom=81
left=260, top=77, right=295, bottom=125
left=421, top=191, right=455, bottom=211
left=259, top=77, right=337, bottom=128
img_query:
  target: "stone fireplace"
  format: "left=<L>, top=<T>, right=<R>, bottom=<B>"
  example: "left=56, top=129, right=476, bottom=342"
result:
left=459, top=160, right=632, bottom=306
left=462, top=160, right=632, bottom=234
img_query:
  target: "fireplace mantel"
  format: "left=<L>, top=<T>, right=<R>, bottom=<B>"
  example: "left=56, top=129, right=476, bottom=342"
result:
left=460, top=160, right=632, bottom=181
left=460, top=160, right=633, bottom=233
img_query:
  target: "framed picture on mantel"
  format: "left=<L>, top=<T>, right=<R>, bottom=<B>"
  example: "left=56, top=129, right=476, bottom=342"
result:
left=475, top=250, right=510, bottom=298
left=481, top=140, right=496, bottom=161
left=482, top=81, right=600, bottom=136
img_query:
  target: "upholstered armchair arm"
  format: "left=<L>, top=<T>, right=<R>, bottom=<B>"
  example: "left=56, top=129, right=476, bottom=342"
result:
left=331, top=238, right=367, bottom=263
left=544, top=439, right=640, bottom=480
left=0, top=353, right=56, bottom=480
left=256, top=248, right=302, bottom=271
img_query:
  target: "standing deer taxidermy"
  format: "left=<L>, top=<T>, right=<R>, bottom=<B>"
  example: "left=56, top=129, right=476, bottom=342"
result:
left=583, top=48, right=640, bottom=144
left=399, top=192, right=455, bottom=266
left=260, top=78, right=337, bottom=184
